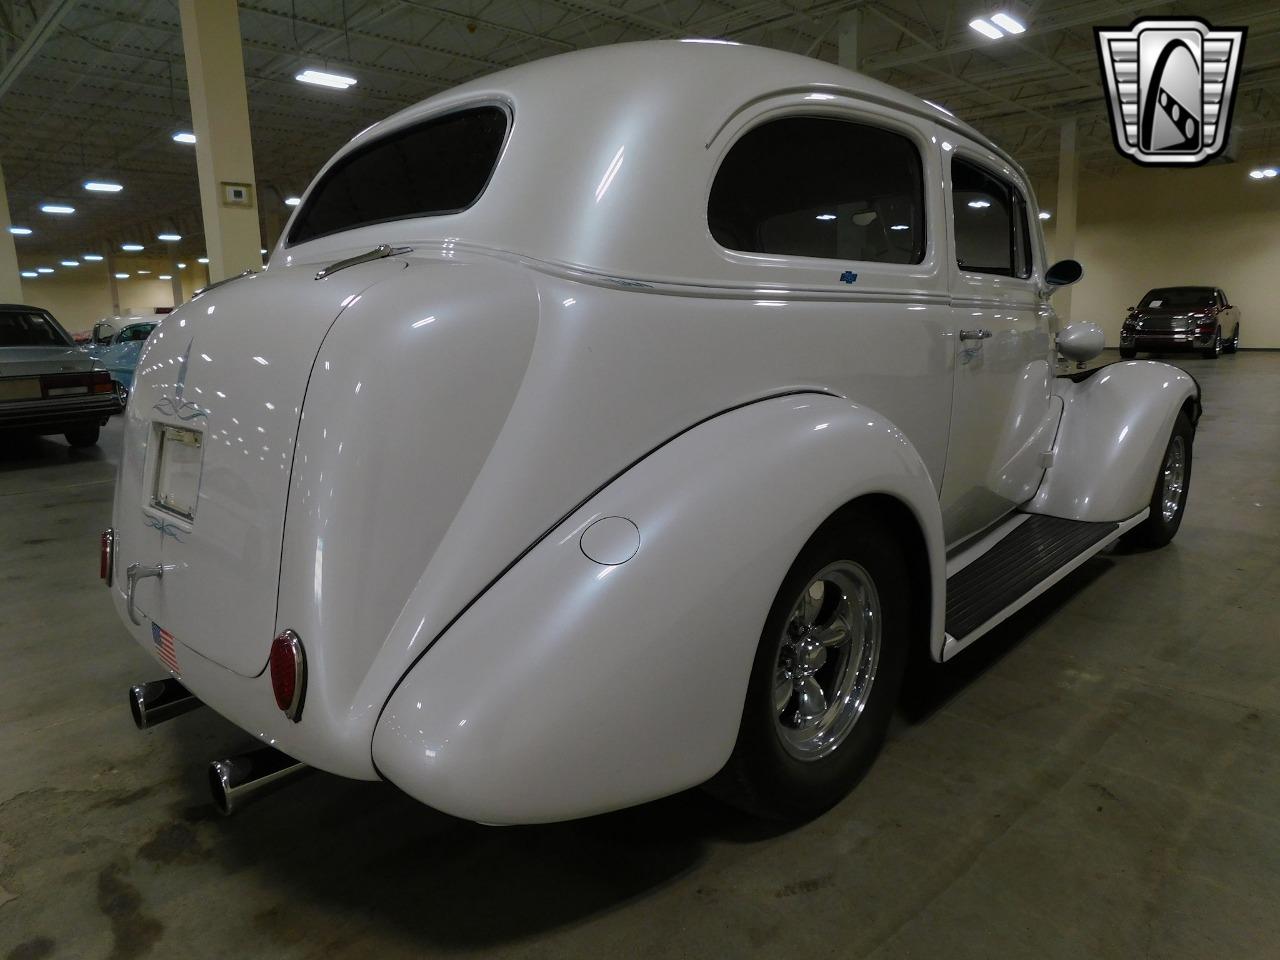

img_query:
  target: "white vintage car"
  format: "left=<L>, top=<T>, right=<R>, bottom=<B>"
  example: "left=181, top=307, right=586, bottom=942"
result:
left=104, top=40, right=1200, bottom=824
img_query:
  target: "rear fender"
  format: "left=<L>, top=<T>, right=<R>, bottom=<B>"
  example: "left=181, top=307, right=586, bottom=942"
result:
left=1027, top=360, right=1199, bottom=522
left=372, top=393, right=943, bottom=824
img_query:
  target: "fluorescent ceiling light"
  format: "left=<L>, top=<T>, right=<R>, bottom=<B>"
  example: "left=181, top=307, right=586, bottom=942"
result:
left=968, top=199, right=992, bottom=208
left=260, top=248, right=268, bottom=254
left=83, top=254, right=104, bottom=261
left=21, top=271, right=38, bottom=278
left=9, top=226, right=32, bottom=235
left=284, top=196, right=301, bottom=206
left=1264, top=168, right=1279, bottom=178
left=121, top=243, right=144, bottom=251
left=1250, top=169, right=1266, bottom=179
left=137, top=269, right=152, bottom=275
left=295, top=68, right=357, bottom=89
left=197, top=257, right=209, bottom=264
left=990, top=13, right=1026, bottom=34
left=814, top=213, right=837, bottom=221
left=177, top=262, right=187, bottom=268
left=37, top=267, right=54, bottom=273
left=158, top=232, right=182, bottom=241
left=114, top=272, right=129, bottom=279
left=159, top=274, right=173, bottom=280
left=84, top=181, right=123, bottom=193
left=890, top=224, right=910, bottom=230
left=173, top=131, right=197, bottom=143
left=61, top=260, right=80, bottom=267
left=969, top=18, right=1004, bottom=39
left=1039, top=210, right=1052, bottom=220
left=40, top=204, right=75, bottom=214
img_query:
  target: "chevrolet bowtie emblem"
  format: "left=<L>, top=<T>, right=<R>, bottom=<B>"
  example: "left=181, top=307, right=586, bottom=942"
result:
left=1095, top=17, right=1246, bottom=167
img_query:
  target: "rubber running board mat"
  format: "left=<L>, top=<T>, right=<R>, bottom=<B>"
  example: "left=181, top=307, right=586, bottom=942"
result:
left=945, top=515, right=1119, bottom=640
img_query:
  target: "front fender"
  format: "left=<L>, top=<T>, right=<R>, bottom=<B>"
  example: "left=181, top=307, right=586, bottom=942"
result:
left=1027, top=360, right=1199, bottom=522
left=372, top=393, right=944, bottom=824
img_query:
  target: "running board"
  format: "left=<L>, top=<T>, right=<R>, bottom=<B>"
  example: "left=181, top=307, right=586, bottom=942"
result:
left=941, top=510, right=1147, bottom=660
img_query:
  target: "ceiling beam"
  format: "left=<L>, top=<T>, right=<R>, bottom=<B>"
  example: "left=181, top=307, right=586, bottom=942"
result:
left=0, top=0, right=77, bottom=100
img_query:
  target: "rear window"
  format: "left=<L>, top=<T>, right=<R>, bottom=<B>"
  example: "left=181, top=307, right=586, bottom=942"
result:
left=708, top=116, right=926, bottom=265
left=288, top=105, right=508, bottom=245
left=1141, top=288, right=1213, bottom=309
left=0, top=309, right=71, bottom=347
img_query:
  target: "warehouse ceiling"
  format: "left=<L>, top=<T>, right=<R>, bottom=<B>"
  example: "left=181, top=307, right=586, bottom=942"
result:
left=4, top=0, right=1280, bottom=264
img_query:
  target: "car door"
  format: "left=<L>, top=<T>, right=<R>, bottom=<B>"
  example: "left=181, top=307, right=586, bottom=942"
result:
left=938, top=149, right=1055, bottom=544
left=1217, top=288, right=1239, bottom=342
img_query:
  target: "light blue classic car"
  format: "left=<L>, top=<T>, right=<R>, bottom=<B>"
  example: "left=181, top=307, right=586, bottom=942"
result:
left=86, top=320, right=158, bottom=392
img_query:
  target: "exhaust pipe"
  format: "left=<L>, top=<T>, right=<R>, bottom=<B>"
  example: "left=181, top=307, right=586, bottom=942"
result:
left=129, top=678, right=202, bottom=729
left=208, top=746, right=310, bottom=816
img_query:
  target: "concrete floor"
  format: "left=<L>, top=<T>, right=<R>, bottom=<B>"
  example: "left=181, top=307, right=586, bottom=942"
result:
left=1, top=350, right=1278, bottom=959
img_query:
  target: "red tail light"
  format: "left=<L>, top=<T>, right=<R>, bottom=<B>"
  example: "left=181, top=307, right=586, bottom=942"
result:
left=91, top=371, right=115, bottom=394
left=100, top=528, right=115, bottom=586
left=270, top=630, right=306, bottom=721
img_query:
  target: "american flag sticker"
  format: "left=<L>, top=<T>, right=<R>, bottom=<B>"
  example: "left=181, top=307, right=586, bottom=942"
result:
left=151, top=622, right=181, bottom=674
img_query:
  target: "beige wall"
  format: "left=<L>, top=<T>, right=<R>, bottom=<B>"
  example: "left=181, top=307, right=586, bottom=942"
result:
left=1040, top=160, right=1280, bottom=348
left=17, top=259, right=208, bottom=336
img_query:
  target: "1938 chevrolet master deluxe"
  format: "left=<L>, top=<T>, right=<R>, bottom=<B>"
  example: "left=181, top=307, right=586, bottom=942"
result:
left=105, top=40, right=1200, bottom=823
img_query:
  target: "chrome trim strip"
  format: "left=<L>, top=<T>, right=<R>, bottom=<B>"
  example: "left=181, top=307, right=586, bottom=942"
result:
left=193, top=268, right=256, bottom=298
left=314, top=244, right=412, bottom=280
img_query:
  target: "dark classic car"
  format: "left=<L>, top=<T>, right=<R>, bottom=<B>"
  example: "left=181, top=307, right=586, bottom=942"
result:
left=0, top=303, right=125, bottom=447
left=1120, top=286, right=1241, bottom=359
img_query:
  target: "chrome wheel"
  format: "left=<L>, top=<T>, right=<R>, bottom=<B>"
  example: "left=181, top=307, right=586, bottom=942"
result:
left=772, top=561, right=881, bottom=761
left=1160, top=435, right=1187, bottom=523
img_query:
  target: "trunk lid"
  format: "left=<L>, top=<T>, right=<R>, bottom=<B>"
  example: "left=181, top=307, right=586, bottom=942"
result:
left=0, top=346, right=95, bottom=377
left=124, top=256, right=407, bottom=676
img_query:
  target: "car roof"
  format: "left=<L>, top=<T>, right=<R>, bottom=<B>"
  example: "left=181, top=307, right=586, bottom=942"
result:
left=351, top=40, right=1012, bottom=168
left=277, top=40, right=1033, bottom=285
left=0, top=303, right=49, bottom=312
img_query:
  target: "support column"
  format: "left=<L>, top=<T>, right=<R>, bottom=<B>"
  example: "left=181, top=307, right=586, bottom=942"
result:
left=106, top=251, right=121, bottom=315
left=837, top=11, right=861, bottom=71
left=0, top=160, right=24, bottom=304
left=170, top=260, right=185, bottom=307
left=1055, top=118, right=1079, bottom=326
left=179, top=0, right=262, bottom=282
left=263, top=199, right=282, bottom=255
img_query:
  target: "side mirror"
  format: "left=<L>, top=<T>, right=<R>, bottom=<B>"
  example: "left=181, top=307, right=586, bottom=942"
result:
left=1045, top=259, right=1083, bottom=288
left=1057, top=321, right=1105, bottom=367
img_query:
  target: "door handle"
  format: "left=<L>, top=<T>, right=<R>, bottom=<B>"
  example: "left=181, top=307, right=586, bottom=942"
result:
left=126, top=562, right=164, bottom=626
left=959, top=328, right=992, bottom=341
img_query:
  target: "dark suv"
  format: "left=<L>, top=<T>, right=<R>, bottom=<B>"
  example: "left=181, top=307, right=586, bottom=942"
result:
left=1120, top=287, right=1241, bottom=360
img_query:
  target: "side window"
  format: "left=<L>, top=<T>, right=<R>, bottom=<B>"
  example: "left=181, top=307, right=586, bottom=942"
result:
left=708, top=116, right=925, bottom=265
left=952, top=158, right=1033, bottom=279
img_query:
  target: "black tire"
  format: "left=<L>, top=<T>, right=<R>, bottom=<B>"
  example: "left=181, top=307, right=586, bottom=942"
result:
left=1201, top=329, right=1221, bottom=360
left=1223, top=325, right=1239, bottom=354
left=1119, top=347, right=1138, bottom=359
left=64, top=424, right=100, bottom=448
left=1124, top=411, right=1193, bottom=549
left=708, top=509, right=910, bottom=822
